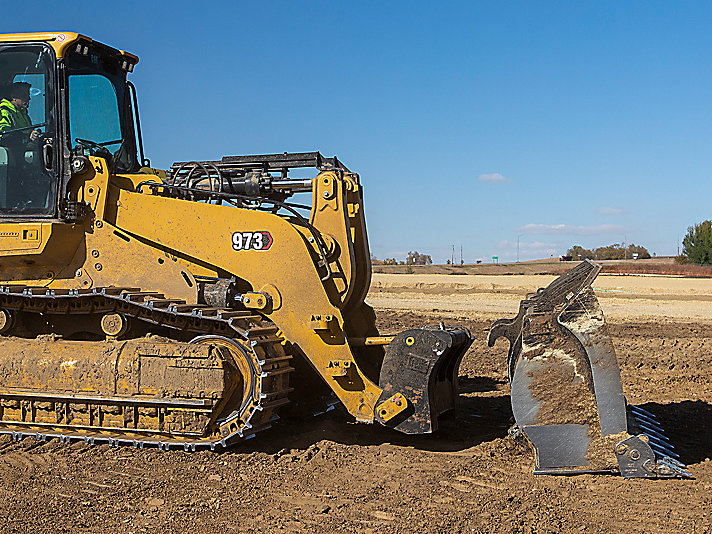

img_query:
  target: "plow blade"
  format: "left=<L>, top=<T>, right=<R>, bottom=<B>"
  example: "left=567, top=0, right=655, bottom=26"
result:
left=375, top=324, right=474, bottom=434
left=488, top=260, right=690, bottom=478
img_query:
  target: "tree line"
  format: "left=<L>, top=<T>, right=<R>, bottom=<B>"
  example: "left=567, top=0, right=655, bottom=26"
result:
left=565, top=219, right=712, bottom=266
left=374, top=221, right=712, bottom=267
left=566, top=243, right=651, bottom=260
left=382, top=251, right=433, bottom=266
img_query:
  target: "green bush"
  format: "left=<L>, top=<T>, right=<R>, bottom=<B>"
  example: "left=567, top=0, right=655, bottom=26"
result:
left=679, top=220, right=712, bottom=265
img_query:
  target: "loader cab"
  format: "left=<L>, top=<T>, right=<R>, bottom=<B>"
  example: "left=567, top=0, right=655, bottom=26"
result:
left=0, top=35, right=140, bottom=220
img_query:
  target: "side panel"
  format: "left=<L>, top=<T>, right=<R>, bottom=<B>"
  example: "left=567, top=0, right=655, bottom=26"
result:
left=0, top=159, right=198, bottom=302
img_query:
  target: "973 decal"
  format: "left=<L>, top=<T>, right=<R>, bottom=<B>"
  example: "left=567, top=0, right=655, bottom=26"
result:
left=232, top=231, right=273, bottom=251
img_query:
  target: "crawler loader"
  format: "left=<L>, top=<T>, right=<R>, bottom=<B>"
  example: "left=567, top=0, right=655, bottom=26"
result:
left=0, top=32, right=688, bottom=478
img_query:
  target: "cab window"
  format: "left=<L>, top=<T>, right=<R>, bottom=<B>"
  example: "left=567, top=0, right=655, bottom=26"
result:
left=0, top=44, right=55, bottom=216
left=65, top=46, right=138, bottom=173
left=68, top=74, right=123, bottom=157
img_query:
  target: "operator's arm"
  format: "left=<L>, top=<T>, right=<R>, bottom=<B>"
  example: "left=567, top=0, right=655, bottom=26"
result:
left=0, top=107, right=11, bottom=135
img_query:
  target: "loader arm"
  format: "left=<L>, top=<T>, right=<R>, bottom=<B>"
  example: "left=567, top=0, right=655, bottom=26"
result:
left=108, top=173, right=385, bottom=422
left=82, top=154, right=472, bottom=433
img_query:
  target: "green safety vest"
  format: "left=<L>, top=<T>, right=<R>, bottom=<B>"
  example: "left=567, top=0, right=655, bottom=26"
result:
left=0, top=98, right=32, bottom=134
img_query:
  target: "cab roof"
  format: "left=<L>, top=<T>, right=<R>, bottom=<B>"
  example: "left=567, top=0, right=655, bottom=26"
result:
left=0, top=32, right=139, bottom=63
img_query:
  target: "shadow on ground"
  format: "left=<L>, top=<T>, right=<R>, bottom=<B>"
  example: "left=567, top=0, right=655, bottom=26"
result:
left=638, top=400, right=712, bottom=465
left=232, top=387, right=513, bottom=456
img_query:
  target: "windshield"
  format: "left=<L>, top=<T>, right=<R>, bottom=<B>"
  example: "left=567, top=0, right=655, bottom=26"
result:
left=66, top=46, right=138, bottom=172
left=0, top=43, right=56, bottom=216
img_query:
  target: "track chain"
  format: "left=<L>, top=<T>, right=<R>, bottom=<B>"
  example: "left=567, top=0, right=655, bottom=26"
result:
left=0, top=284, right=293, bottom=450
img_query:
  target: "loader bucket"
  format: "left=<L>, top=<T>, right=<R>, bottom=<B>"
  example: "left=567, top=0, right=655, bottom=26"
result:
left=375, top=324, right=474, bottom=434
left=488, top=260, right=690, bottom=478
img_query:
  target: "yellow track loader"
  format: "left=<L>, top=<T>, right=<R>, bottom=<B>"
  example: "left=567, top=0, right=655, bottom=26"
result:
left=0, top=32, right=688, bottom=477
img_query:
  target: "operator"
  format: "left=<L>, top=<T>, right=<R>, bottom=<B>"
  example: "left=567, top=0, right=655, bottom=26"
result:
left=0, top=82, right=41, bottom=142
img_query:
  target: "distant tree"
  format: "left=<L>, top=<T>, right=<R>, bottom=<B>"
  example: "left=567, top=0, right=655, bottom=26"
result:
left=626, top=244, right=651, bottom=259
left=566, top=245, right=594, bottom=260
left=383, top=258, right=398, bottom=265
left=678, top=220, right=712, bottom=265
left=406, top=251, right=433, bottom=265
left=594, top=244, right=620, bottom=260
left=594, top=243, right=651, bottom=260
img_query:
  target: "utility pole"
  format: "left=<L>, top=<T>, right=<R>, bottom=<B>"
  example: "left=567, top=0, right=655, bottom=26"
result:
left=451, top=245, right=454, bottom=265
left=460, top=245, right=463, bottom=265
left=517, top=234, right=524, bottom=263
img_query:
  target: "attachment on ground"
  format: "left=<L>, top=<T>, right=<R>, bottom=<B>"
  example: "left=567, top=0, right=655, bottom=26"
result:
left=488, top=260, right=691, bottom=478
left=376, top=324, right=474, bottom=434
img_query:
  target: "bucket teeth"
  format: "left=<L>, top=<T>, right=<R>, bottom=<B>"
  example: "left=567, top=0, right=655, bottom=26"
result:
left=628, top=404, right=659, bottom=420
left=628, top=410, right=662, bottom=427
left=630, top=420, right=672, bottom=443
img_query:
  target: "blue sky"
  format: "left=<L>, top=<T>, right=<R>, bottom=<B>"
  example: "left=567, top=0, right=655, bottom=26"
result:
left=6, top=1, right=711, bottom=262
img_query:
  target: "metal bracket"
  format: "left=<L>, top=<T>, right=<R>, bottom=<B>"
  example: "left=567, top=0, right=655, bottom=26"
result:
left=375, top=393, right=408, bottom=422
left=615, top=435, right=692, bottom=478
left=309, top=314, right=337, bottom=331
left=238, top=292, right=270, bottom=310
left=324, top=359, right=352, bottom=378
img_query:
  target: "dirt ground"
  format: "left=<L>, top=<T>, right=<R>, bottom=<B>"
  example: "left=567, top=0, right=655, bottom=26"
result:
left=0, top=275, right=710, bottom=533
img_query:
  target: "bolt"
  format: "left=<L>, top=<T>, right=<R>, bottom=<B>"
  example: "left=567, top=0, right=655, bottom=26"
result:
left=244, top=297, right=250, bottom=303
left=94, top=263, right=102, bottom=271
left=75, top=269, right=83, bottom=277
left=323, top=191, right=329, bottom=198
left=95, top=220, right=103, bottom=228
left=91, top=249, right=99, bottom=258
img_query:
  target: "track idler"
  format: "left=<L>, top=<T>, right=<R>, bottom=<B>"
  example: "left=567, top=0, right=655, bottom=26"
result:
left=375, top=324, right=474, bottom=434
left=488, top=260, right=690, bottom=478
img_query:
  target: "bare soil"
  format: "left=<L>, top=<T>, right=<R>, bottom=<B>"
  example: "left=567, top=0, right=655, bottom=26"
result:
left=0, top=277, right=710, bottom=533
left=373, top=258, right=712, bottom=278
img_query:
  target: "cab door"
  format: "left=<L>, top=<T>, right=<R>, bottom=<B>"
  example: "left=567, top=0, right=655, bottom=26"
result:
left=0, top=42, right=81, bottom=284
left=0, top=42, right=58, bottom=217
